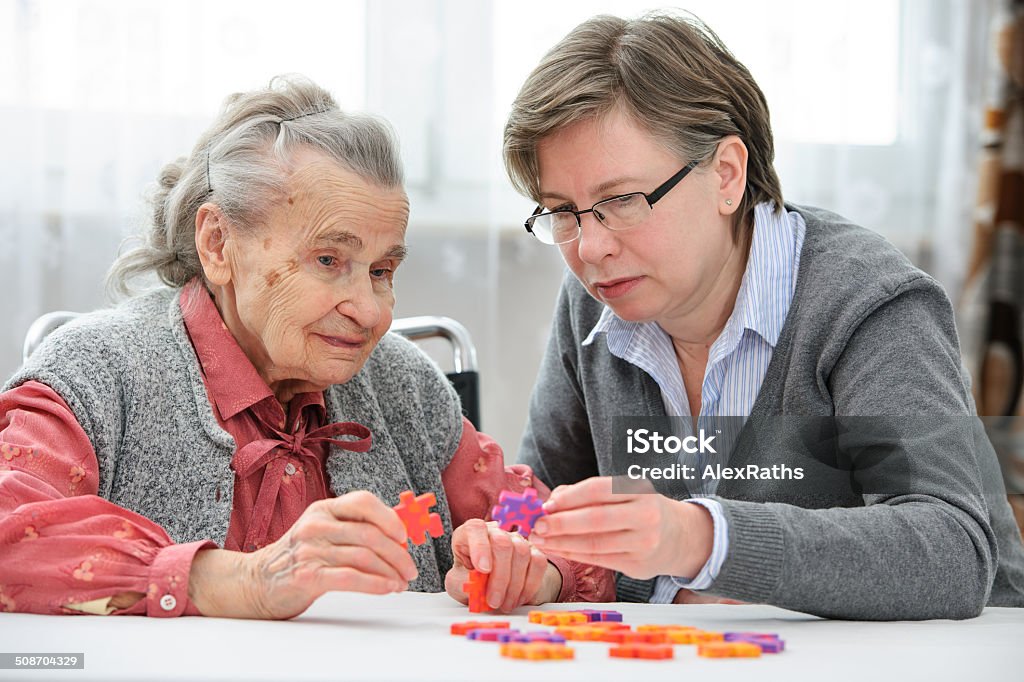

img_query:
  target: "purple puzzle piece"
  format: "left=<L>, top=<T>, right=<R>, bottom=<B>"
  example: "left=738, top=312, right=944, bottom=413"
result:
left=490, top=487, right=546, bottom=537
left=570, top=608, right=623, bottom=622
left=573, top=609, right=602, bottom=622
left=724, top=632, right=785, bottom=653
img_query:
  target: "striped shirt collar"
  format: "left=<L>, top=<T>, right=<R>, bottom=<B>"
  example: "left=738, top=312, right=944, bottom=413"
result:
left=583, top=202, right=799, bottom=353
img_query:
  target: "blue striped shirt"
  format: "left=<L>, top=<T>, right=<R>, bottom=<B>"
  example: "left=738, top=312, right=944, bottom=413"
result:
left=581, top=203, right=806, bottom=601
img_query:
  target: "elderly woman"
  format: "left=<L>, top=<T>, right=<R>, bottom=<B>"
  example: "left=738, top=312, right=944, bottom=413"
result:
left=452, top=12, right=1024, bottom=620
left=0, top=77, right=610, bottom=618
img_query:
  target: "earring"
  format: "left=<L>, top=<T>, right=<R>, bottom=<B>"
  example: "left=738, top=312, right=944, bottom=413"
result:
left=725, top=199, right=733, bottom=206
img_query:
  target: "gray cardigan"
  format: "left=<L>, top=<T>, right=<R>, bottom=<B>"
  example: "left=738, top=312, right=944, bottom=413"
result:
left=519, top=204, right=1024, bottom=619
left=7, top=288, right=463, bottom=593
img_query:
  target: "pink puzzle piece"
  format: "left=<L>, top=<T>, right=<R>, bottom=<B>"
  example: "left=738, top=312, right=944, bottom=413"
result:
left=393, top=490, right=444, bottom=545
left=490, top=487, right=546, bottom=537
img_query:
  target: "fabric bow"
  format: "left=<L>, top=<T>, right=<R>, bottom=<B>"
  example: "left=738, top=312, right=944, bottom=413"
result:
left=232, top=415, right=372, bottom=551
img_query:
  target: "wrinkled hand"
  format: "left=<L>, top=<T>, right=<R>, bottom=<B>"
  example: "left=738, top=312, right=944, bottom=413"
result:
left=190, top=491, right=417, bottom=619
left=445, top=518, right=561, bottom=612
left=529, top=476, right=714, bottom=581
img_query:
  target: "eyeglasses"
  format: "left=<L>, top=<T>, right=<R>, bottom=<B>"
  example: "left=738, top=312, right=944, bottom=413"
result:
left=524, top=160, right=699, bottom=245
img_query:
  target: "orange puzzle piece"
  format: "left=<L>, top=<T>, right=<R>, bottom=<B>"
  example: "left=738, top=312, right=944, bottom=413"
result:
left=540, top=612, right=588, bottom=626
left=609, top=643, right=675, bottom=660
left=698, top=642, right=763, bottom=658
left=637, top=624, right=703, bottom=644
left=555, top=625, right=608, bottom=641
left=463, top=569, right=489, bottom=613
left=601, top=630, right=668, bottom=645
left=500, top=643, right=575, bottom=660
left=450, top=620, right=509, bottom=635
left=393, top=490, right=444, bottom=545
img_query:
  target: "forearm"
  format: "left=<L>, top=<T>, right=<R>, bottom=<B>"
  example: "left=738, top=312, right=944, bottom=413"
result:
left=711, top=496, right=993, bottom=620
left=188, top=548, right=260, bottom=618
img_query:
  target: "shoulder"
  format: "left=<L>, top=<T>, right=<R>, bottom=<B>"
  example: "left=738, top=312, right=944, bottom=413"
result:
left=792, top=204, right=934, bottom=296
left=9, top=288, right=179, bottom=387
left=360, top=331, right=461, bottom=417
left=788, top=204, right=949, bottom=331
left=6, top=288, right=182, bottom=445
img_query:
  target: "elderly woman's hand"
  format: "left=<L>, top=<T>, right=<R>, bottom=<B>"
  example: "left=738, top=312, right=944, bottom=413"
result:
left=445, top=518, right=561, bottom=612
left=529, top=476, right=714, bottom=581
left=189, top=491, right=417, bottom=619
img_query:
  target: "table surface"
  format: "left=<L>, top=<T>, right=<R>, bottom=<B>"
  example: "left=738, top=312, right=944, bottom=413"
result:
left=0, top=592, right=1021, bottom=681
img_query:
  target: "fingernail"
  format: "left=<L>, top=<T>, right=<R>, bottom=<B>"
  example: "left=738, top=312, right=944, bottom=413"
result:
left=531, top=535, right=545, bottom=546
left=479, top=558, right=491, bottom=572
left=533, top=519, right=548, bottom=534
left=488, top=593, right=501, bottom=609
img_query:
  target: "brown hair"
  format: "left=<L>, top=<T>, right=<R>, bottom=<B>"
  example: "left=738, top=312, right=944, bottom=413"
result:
left=503, top=11, right=783, bottom=241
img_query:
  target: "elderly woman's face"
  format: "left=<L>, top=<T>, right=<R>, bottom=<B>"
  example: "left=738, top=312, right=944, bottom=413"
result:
left=215, top=152, right=408, bottom=395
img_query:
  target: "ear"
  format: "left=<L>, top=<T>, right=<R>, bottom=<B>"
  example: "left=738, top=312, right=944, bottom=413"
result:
left=194, top=203, right=233, bottom=286
left=713, top=135, right=748, bottom=216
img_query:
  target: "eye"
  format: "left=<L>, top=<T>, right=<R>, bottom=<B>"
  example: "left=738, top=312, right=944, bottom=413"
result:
left=317, top=255, right=338, bottom=268
left=370, top=266, right=394, bottom=281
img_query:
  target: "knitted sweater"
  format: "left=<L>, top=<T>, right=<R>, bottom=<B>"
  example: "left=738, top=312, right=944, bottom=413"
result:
left=519, top=204, right=1024, bottom=619
left=7, top=288, right=462, bottom=593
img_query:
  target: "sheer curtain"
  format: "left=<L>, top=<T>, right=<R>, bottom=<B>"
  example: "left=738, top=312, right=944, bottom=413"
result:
left=1, top=0, right=994, bottom=454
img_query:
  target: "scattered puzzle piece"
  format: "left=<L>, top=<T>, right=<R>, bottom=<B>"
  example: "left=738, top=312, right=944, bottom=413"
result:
left=637, top=625, right=702, bottom=644
left=584, top=621, right=631, bottom=631
left=724, top=632, right=785, bottom=653
left=450, top=620, right=509, bottom=635
left=571, top=608, right=623, bottom=622
left=500, top=643, right=575, bottom=660
left=609, top=644, right=675, bottom=660
left=693, top=631, right=725, bottom=643
left=555, top=625, right=610, bottom=641
left=540, top=612, right=588, bottom=626
left=698, top=641, right=763, bottom=658
left=602, top=630, right=669, bottom=645
left=528, top=610, right=545, bottom=624
left=468, top=628, right=521, bottom=641
left=393, top=490, right=443, bottom=545
left=498, top=631, right=567, bottom=644
left=491, top=487, right=546, bottom=537
left=463, top=569, right=489, bottom=613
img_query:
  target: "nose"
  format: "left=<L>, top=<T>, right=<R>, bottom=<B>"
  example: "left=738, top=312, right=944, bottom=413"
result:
left=335, top=275, right=384, bottom=330
left=574, top=210, right=619, bottom=265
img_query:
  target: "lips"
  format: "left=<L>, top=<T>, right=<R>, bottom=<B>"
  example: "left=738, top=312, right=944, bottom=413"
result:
left=315, top=333, right=368, bottom=349
left=593, top=276, right=643, bottom=300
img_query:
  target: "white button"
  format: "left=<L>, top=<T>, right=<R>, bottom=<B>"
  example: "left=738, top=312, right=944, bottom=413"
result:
left=284, top=463, right=297, bottom=476
left=159, top=594, right=177, bottom=611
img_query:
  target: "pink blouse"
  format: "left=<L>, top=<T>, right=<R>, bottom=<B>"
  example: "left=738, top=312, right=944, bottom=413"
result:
left=0, top=283, right=613, bottom=616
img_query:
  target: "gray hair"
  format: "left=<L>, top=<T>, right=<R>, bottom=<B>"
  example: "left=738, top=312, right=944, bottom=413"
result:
left=107, top=75, right=404, bottom=298
left=503, top=12, right=783, bottom=242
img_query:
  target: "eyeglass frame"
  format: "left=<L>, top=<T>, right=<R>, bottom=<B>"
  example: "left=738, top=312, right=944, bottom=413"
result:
left=524, top=159, right=700, bottom=244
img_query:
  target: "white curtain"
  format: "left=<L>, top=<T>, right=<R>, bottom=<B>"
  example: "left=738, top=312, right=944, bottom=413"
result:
left=1, top=0, right=994, bottom=453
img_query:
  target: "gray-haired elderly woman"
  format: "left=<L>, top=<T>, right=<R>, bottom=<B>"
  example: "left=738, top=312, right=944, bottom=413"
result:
left=0, top=77, right=609, bottom=619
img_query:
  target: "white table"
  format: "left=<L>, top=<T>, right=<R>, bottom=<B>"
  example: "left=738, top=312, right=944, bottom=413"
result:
left=1, top=592, right=1021, bottom=681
